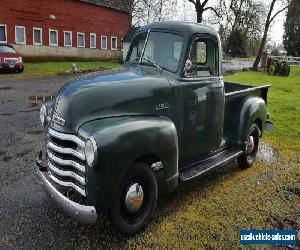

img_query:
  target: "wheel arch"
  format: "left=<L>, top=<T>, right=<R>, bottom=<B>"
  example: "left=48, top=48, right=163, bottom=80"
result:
left=235, top=96, right=267, bottom=147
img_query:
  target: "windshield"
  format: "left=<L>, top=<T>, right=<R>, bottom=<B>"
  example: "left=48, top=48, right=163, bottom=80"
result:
left=0, top=45, right=16, bottom=53
left=127, top=31, right=184, bottom=73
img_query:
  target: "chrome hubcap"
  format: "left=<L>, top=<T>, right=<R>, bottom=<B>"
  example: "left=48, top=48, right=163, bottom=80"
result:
left=125, top=183, right=144, bottom=213
left=246, top=135, right=255, bottom=155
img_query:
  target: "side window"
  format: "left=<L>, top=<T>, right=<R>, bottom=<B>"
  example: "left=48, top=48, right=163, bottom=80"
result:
left=185, top=38, right=217, bottom=77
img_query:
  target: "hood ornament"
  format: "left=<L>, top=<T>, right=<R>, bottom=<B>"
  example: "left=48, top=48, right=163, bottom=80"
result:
left=52, top=112, right=66, bottom=126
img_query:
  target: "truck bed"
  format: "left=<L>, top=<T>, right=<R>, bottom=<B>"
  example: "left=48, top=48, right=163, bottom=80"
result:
left=224, top=81, right=271, bottom=104
left=222, top=81, right=271, bottom=146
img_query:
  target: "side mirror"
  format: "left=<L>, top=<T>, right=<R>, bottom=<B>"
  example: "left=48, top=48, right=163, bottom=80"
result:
left=184, top=59, right=192, bottom=76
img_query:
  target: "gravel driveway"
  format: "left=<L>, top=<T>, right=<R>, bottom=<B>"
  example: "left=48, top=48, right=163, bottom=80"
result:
left=0, top=76, right=126, bottom=249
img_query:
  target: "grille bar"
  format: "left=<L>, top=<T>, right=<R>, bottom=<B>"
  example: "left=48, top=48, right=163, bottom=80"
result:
left=48, top=171, right=86, bottom=197
left=48, top=128, right=85, bottom=148
left=46, top=128, right=87, bottom=197
left=48, top=161, right=86, bottom=186
left=47, top=150, right=85, bottom=174
left=47, top=140, right=85, bottom=161
left=4, top=58, right=17, bottom=64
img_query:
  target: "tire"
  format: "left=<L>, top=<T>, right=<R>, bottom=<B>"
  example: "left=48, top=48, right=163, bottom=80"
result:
left=17, top=68, right=24, bottom=73
left=109, top=162, right=158, bottom=235
left=237, top=123, right=260, bottom=169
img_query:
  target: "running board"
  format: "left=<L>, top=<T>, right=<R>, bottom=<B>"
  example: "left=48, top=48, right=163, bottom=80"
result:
left=179, top=147, right=243, bottom=181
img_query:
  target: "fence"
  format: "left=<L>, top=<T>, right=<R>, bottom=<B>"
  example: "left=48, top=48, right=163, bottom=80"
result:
left=268, top=55, right=300, bottom=67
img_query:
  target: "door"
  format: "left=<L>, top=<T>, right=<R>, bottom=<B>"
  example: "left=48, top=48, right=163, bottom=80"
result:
left=178, top=36, right=225, bottom=162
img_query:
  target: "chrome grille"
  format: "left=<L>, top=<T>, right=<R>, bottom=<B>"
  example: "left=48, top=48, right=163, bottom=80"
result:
left=4, top=58, right=17, bottom=64
left=46, top=128, right=86, bottom=197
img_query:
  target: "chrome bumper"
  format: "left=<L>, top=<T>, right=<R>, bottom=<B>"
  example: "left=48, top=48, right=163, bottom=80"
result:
left=36, top=151, right=97, bottom=224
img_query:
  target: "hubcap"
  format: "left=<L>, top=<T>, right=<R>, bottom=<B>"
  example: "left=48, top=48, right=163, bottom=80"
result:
left=246, top=135, right=255, bottom=155
left=125, top=183, right=144, bottom=213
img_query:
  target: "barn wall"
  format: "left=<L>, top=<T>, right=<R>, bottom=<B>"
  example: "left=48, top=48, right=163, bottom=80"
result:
left=0, top=0, right=130, bottom=61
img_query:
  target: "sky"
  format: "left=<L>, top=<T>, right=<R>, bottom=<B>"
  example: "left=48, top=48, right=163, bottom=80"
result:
left=172, top=0, right=286, bottom=44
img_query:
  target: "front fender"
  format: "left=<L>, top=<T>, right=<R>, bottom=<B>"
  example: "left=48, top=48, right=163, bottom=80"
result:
left=236, top=96, right=267, bottom=146
left=78, top=116, right=178, bottom=214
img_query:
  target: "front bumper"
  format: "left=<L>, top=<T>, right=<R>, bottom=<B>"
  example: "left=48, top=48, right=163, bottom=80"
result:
left=0, top=62, right=24, bottom=71
left=36, top=151, right=97, bottom=224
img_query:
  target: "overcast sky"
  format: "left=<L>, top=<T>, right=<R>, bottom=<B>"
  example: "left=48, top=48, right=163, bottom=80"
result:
left=172, top=0, right=286, bottom=44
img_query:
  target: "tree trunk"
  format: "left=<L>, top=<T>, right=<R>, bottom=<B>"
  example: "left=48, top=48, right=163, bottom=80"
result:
left=253, top=0, right=277, bottom=71
left=253, top=24, right=269, bottom=70
left=195, top=1, right=203, bottom=23
left=196, top=10, right=203, bottom=23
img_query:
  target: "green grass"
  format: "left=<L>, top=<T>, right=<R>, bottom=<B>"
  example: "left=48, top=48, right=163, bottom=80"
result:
left=0, top=61, right=121, bottom=79
left=225, top=67, right=300, bottom=154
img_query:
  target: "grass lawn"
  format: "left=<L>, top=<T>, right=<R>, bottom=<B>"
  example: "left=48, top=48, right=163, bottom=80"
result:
left=225, top=67, right=300, bottom=155
left=76, top=68, right=300, bottom=248
left=0, top=61, right=122, bottom=79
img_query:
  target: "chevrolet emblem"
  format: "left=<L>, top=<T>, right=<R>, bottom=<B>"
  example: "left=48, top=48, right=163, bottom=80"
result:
left=52, top=112, right=66, bottom=126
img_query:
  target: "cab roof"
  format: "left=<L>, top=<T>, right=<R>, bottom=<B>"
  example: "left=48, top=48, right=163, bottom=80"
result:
left=136, top=21, right=219, bottom=40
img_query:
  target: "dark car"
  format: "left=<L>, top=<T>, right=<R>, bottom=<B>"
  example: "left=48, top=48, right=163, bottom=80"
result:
left=36, top=22, right=273, bottom=235
left=0, top=44, right=24, bottom=73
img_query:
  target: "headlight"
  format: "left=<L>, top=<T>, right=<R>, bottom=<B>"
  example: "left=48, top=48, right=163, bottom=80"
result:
left=85, top=137, right=97, bottom=167
left=17, top=57, right=23, bottom=63
left=40, top=105, right=47, bottom=126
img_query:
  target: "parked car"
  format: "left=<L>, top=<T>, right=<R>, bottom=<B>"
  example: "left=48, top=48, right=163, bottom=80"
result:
left=0, top=44, right=24, bottom=73
left=36, top=22, right=273, bottom=235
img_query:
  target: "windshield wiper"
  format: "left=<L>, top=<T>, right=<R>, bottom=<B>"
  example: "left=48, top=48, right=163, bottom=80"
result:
left=125, top=56, right=141, bottom=66
left=126, top=56, right=162, bottom=72
left=140, top=57, right=162, bottom=72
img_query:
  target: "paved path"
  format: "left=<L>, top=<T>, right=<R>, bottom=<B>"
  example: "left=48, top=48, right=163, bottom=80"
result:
left=0, top=76, right=127, bottom=249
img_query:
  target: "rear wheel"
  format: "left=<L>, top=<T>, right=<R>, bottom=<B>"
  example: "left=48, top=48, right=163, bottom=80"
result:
left=237, top=124, right=260, bottom=168
left=109, top=162, right=158, bottom=235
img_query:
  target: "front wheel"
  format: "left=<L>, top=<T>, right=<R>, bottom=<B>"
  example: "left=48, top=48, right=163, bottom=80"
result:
left=237, top=123, right=260, bottom=168
left=109, top=162, right=158, bottom=235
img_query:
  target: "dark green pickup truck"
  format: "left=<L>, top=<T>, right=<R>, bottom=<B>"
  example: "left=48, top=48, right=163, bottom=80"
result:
left=36, top=22, right=272, bottom=234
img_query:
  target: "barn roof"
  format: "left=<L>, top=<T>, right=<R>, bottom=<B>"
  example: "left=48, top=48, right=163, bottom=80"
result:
left=80, top=0, right=131, bottom=13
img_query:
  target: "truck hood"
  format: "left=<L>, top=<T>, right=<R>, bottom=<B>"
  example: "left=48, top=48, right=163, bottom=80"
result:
left=51, top=66, right=173, bottom=133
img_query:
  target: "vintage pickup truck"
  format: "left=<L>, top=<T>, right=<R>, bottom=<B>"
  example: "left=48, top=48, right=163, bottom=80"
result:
left=36, top=22, right=272, bottom=234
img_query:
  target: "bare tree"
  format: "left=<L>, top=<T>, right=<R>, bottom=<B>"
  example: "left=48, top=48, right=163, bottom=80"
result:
left=214, top=0, right=265, bottom=55
left=253, top=0, right=291, bottom=70
left=127, top=0, right=177, bottom=27
left=186, top=0, right=220, bottom=23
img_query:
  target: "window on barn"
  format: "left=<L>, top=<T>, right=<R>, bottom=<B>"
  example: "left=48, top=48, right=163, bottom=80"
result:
left=101, top=36, right=107, bottom=50
left=77, top=33, right=85, bottom=48
left=0, top=25, right=7, bottom=43
left=33, top=28, right=42, bottom=45
left=64, top=31, right=72, bottom=47
left=111, top=37, right=117, bottom=50
left=90, top=33, right=96, bottom=49
left=15, top=26, right=26, bottom=44
left=49, top=29, right=58, bottom=46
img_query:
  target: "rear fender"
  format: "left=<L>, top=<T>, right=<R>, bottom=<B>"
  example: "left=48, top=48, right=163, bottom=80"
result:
left=235, top=96, right=267, bottom=147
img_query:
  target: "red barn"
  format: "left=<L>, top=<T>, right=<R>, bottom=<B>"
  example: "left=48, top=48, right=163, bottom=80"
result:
left=0, top=0, right=131, bottom=61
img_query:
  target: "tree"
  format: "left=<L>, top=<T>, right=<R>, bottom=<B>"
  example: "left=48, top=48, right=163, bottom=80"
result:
left=253, top=0, right=291, bottom=70
left=215, top=0, right=265, bottom=56
left=186, top=0, right=219, bottom=23
left=126, top=0, right=177, bottom=27
left=283, top=0, right=300, bottom=56
left=225, top=29, right=247, bottom=56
